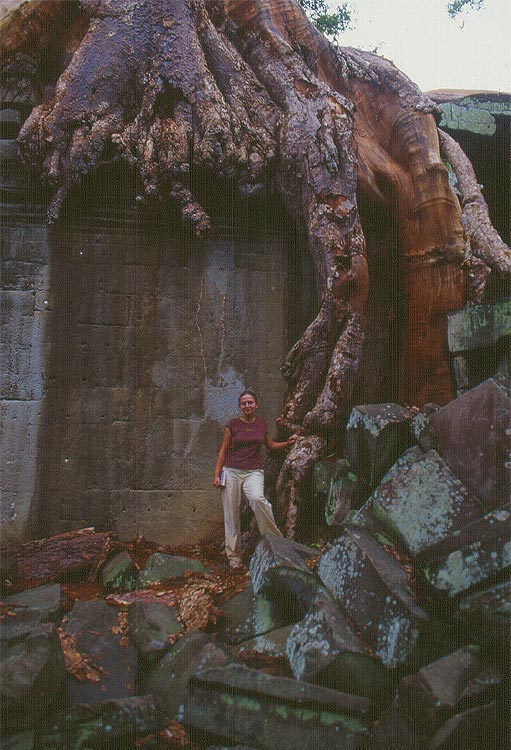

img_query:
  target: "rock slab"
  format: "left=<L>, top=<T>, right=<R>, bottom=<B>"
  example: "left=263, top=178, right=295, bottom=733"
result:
left=184, top=664, right=371, bottom=750
left=318, top=526, right=428, bottom=667
left=371, top=447, right=485, bottom=556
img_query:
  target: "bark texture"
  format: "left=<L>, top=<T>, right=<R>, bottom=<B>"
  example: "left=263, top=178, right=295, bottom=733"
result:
left=2, top=0, right=509, bottom=535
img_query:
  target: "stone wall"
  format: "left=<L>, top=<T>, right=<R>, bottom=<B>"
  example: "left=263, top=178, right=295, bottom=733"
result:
left=429, top=91, right=510, bottom=249
left=1, top=174, right=306, bottom=545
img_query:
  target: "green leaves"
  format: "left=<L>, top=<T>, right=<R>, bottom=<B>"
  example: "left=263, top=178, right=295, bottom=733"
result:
left=298, top=1, right=354, bottom=41
left=447, top=0, right=485, bottom=18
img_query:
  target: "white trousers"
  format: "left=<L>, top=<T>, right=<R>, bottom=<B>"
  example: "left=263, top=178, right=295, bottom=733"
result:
left=221, top=467, right=282, bottom=562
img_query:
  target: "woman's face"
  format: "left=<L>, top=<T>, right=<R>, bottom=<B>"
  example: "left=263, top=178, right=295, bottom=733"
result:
left=239, top=394, right=258, bottom=419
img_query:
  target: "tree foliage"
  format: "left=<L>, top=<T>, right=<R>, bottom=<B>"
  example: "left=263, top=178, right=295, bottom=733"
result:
left=447, top=0, right=485, bottom=18
left=298, top=0, right=354, bottom=40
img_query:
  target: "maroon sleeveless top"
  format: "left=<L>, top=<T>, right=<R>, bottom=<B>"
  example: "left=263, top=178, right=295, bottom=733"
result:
left=225, top=417, right=268, bottom=470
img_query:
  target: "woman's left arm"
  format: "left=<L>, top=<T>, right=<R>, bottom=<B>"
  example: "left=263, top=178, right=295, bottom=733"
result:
left=265, top=433, right=298, bottom=450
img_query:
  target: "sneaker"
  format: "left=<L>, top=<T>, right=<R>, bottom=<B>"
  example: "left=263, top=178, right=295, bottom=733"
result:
left=229, top=559, right=244, bottom=570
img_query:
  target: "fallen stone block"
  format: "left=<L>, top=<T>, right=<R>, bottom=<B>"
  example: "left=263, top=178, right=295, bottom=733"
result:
left=456, top=581, right=510, bottom=649
left=366, top=705, right=421, bottom=750
left=409, top=403, right=440, bottom=451
left=345, top=403, right=415, bottom=487
left=0, top=732, right=34, bottom=750
left=62, top=599, right=136, bottom=704
left=427, top=378, right=511, bottom=508
left=3, top=583, right=62, bottom=621
left=184, top=664, right=372, bottom=750
left=318, top=526, right=428, bottom=667
left=101, top=551, right=137, bottom=593
left=371, top=447, right=485, bottom=556
left=418, top=504, right=511, bottom=597
left=447, top=299, right=511, bottom=352
left=217, top=583, right=285, bottom=645
left=138, top=552, right=205, bottom=586
left=313, top=459, right=359, bottom=524
left=320, top=459, right=360, bottom=525
left=428, top=702, right=499, bottom=750
left=236, top=624, right=294, bottom=659
left=0, top=622, right=65, bottom=732
left=286, top=589, right=389, bottom=701
left=398, top=645, right=502, bottom=735
left=0, top=606, right=44, bottom=640
left=249, top=535, right=319, bottom=621
left=143, top=630, right=236, bottom=722
left=344, top=501, right=397, bottom=550
left=249, top=534, right=318, bottom=597
left=128, top=601, right=182, bottom=658
left=37, top=695, right=159, bottom=750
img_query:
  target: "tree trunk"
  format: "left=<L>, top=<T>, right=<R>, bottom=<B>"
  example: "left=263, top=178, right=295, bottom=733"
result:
left=2, top=0, right=509, bottom=535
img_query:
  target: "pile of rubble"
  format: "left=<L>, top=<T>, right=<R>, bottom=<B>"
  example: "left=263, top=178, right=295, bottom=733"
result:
left=1, top=377, right=510, bottom=749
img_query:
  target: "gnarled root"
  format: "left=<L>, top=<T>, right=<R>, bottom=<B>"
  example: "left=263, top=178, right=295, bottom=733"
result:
left=275, top=435, right=325, bottom=538
left=439, top=128, right=511, bottom=297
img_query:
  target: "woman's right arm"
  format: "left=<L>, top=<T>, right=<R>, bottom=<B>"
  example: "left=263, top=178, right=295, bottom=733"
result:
left=213, top=427, right=232, bottom=487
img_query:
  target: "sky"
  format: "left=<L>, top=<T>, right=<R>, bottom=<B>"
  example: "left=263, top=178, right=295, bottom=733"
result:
left=336, top=0, right=510, bottom=93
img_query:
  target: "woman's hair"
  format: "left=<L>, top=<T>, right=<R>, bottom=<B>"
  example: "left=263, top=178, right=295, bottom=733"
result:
left=238, top=389, right=258, bottom=404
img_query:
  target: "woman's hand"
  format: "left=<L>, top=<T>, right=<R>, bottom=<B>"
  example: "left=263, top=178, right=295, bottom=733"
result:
left=286, top=434, right=299, bottom=446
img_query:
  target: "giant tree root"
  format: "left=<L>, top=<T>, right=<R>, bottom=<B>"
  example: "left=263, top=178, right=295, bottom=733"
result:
left=2, top=0, right=510, bottom=535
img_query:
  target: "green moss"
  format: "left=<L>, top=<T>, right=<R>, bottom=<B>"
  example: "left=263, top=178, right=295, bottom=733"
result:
left=222, top=693, right=261, bottom=712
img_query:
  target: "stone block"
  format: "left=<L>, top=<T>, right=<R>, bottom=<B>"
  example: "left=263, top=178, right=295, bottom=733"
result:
left=0, top=607, right=44, bottom=641
left=0, top=292, right=46, bottom=400
left=313, top=458, right=360, bottom=525
left=427, top=378, right=511, bottom=508
left=249, top=535, right=321, bottom=622
left=418, top=504, right=511, bottom=597
left=217, top=583, right=286, bottom=645
left=249, top=535, right=318, bottom=597
left=144, top=630, right=236, bottom=722
left=428, top=703, right=498, bottom=750
left=184, top=664, right=372, bottom=750
left=138, top=552, right=205, bottom=586
left=398, top=645, right=502, bottom=734
left=366, top=706, right=421, bottom=750
left=344, top=500, right=397, bottom=550
left=0, top=138, right=20, bottom=160
left=37, top=695, right=158, bottom=750
left=318, top=526, right=428, bottom=667
left=456, top=581, right=510, bottom=648
left=345, top=403, right=415, bottom=487
left=409, top=403, right=440, bottom=450
left=286, top=589, right=389, bottom=701
left=1, top=260, right=50, bottom=292
left=439, top=101, right=497, bottom=135
left=101, top=551, right=137, bottom=593
left=0, top=399, right=42, bottom=543
left=128, top=601, right=182, bottom=658
left=237, top=624, right=294, bottom=659
left=313, top=458, right=359, bottom=523
left=111, top=488, right=224, bottom=547
left=0, top=732, right=34, bottom=750
left=3, top=584, right=62, bottom=621
left=447, top=299, right=511, bottom=353
left=371, top=447, right=485, bottom=556
left=63, top=600, right=136, bottom=704
left=0, top=622, right=65, bottom=731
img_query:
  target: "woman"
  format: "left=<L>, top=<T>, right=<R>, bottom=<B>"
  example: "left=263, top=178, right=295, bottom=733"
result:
left=213, top=390, right=297, bottom=569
